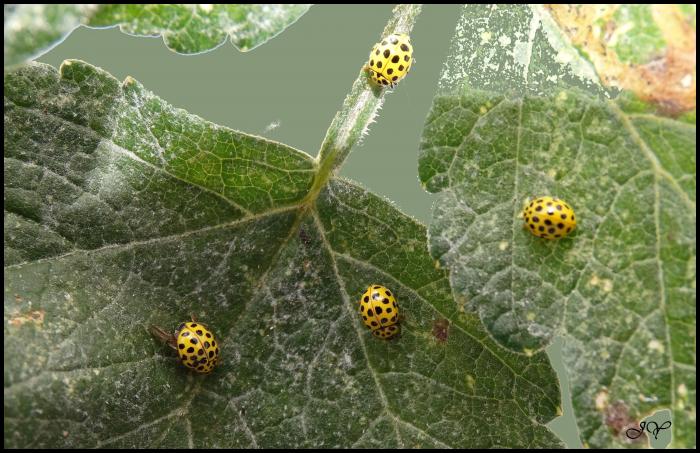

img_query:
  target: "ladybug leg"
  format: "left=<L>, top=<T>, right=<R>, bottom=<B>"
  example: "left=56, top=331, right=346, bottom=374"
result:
left=190, top=313, right=198, bottom=323
left=149, top=325, right=178, bottom=351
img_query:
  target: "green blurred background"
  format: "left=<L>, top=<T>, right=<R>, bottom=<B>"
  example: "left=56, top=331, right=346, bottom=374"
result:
left=37, top=4, right=581, bottom=447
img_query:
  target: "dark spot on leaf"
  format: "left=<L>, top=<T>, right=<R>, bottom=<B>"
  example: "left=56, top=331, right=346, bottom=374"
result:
left=432, top=318, right=450, bottom=343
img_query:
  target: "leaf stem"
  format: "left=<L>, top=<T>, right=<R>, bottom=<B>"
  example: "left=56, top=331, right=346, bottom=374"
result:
left=305, top=4, right=422, bottom=205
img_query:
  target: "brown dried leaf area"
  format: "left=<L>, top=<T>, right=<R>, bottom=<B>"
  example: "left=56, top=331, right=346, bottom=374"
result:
left=9, top=309, right=46, bottom=327
left=432, top=318, right=450, bottom=343
left=546, top=4, right=696, bottom=116
left=594, top=389, right=647, bottom=446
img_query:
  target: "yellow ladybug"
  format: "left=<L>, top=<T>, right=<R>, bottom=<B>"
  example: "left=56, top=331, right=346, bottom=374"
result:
left=359, top=285, right=400, bottom=339
left=150, top=315, right=220, bottom=374
left=366, top=33, right=413, bottom=87
left=522, top=196, right=577, bottom=239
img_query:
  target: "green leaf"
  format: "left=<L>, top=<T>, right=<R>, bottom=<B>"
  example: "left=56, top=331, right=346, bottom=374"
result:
left=418, top=4, right=696, bottom=449
left=4, top=4, right=92, bottom=68
left=4, top=56, right=563, bottom=447
left=4, top=4, right=310, bottom=68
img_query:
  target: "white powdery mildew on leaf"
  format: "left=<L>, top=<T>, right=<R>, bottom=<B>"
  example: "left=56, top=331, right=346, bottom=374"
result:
left=4, top=4, right=310, bottom=68
left=4, top=60, right=563, bottom=447
left=420, top=4, right=695, bottom=448
left=88, top=4, right=311, bottom=55
left=3, top=4, right=98, bottom=67
left=437, top=4, right=606, bottom=98
left=419, top=82, right=695, bottom=450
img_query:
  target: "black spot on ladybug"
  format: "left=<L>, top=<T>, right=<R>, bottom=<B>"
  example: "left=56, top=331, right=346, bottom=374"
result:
left=556, top=205, right=563, bottom=211
left=190, top=323, right=197, bottom=328
left=198, top=366, right=204, bottom=371
left=364, top=296, right=369, bottom=302
left=387, top=307, right=392, bottom=313
left=383, top=298, right=390, bottom=304
left=539, top=226, right=545, bottom=232
left=182, top=332, right=189, bottom=337
left=404, top=55, right=409, bottom=62
left=196, top=330, right=203, bottom=335
left=533, top=216, right=540, bottom=223
left=391, top=55, right=399, bottom=63
left=370, top=59, right=375, bottom=66
left=178, top=323, right=185, bottom=331
left=179, top=344, right=185, bottom=349
left=190, top=338, right=198, bottom=345
left=367, top=309, right=373, bottom=316
left=377, top=61, right=382, bottom=69
left=558, top=223, right=565, bottom=229
left=561, top=214, right=567, bottom=219
left=371, top=321, right=378, bottom=327
left=212, top=341, right=216, bottom=347
left=391, top=316, right=396, bottom=322
left=390, top=36, right=399, bottom=44
left=400, top=43, right=409, bottom=51
left=392, top=76, right=398, bottom=81
left=387, top=68, right=394, bottom=75
left=381, top=40, right=387, bottom=45
left=187, top=347, right=194, bottom=353
left=383, top=49, right=390, bottom=58
left=206, top=332, right=211, bottom=338
left=209, top=351, right=214, bottom=358
left=375, top=49, right=380, bottom=55
left=375, top=306, right=383, bottom=315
